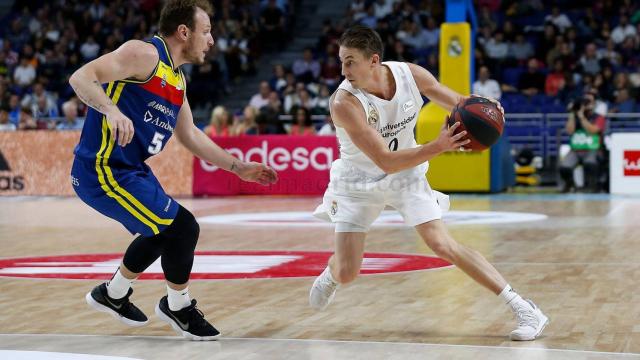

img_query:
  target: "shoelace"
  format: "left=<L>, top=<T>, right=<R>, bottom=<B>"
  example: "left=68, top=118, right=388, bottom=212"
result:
left=513, top=304, right=538, bottom=328
left=184, top=302, right=209, bottom=328
left=316, top=274, right=338, bottom=297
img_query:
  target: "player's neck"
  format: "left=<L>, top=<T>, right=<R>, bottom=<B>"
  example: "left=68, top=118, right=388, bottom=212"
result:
left=162, top=36, right=186, bottom=70
left=363, top=65, right=395, bottom=100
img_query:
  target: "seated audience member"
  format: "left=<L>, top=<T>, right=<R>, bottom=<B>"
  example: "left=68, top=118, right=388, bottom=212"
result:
left=288, top=106, right=316, bottom=136
left=472, top=65, right=501, bottom=100
left=0, top=105, right=16, bottom=131
left=204, top=105, right=234, bottom=137
left=56, top=99, right=84, bottom=130
left=559, top=92, right=606, bottom=193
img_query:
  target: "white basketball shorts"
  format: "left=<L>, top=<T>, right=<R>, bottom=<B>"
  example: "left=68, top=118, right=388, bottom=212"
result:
left=313, top=159, right=450, bottom=231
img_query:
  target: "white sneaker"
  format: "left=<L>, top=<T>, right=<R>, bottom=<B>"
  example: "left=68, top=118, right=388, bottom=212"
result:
left=309, top=267, right=339, bottom=311
left=509, top=299, right=549, bottom=341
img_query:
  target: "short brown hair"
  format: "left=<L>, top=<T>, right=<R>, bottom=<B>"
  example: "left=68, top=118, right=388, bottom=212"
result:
left=338, top=25, right=384, bottom=59
left=158, top=0, right=213, bottom=36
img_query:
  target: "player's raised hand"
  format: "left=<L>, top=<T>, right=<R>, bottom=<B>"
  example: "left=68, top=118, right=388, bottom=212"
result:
left=470, top=94, right=505, bottom=117
left=233, top=161, right=278, bottom=185
left=434, top=118, right=470, bottom=153
left=106, top=109, right=135, bottom=147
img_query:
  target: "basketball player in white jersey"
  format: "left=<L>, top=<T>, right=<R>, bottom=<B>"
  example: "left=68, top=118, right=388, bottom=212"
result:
left=310, top=25, right=548, bottom=341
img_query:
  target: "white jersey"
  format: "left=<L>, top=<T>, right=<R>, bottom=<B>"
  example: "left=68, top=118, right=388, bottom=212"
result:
left=335, top=61, right=424, bottom=177
left=314, top=61, right=449, bottom=230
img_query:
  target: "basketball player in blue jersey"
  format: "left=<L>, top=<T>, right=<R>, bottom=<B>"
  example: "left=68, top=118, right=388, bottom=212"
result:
left=310, top=25, right=548, bottom=341
left=69, top=0, right=277, bottom=340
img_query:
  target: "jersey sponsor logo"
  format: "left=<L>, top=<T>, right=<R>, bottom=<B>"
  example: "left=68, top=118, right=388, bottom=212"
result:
left=161, top=74, right=167, bottom=88
left=147, top=100, right=176, bottom=119
left=380, top=113, right=415, bottom=139
left=200, top=140, right=333, bottom=172
left=198, top=210, right=548, bottom=228
left=0, top=251, right=451, bottom=280
left=402, top=100, right=415, bottom=113
left=143, top=110, right=174, bottom=133
left=623, top=150, right=640, bottom=176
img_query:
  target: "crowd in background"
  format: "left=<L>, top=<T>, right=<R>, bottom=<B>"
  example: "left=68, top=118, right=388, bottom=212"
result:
left=0, top=0, right=293, bottom=131
left=1, top=0, right=640, bottom=138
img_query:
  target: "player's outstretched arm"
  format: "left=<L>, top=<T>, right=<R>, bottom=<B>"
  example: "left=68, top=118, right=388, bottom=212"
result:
left=332, top=91, right=469, bottom=174
left=408, top=63, right=504, bottom=115
left=174, top=98, right=278, bottom=186
left=69, top=40, right=158, bottom=146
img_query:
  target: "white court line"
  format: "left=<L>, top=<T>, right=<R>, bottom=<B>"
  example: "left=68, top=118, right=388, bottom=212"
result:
left=1, top=333, right=638, bottom=357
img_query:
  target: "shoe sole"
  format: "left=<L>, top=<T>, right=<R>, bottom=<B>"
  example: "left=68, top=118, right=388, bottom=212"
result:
left=154, top=303, right=220, bottom=341
left=510, top=315, right=549, bottom=341
left=309, top=289, right=335, bottom=311
left=85, top=292, right=148, bottom=327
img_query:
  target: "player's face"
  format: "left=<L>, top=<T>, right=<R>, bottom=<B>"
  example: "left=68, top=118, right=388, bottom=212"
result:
left=339, top=46, right=376, bottom=89
left=185, top=7, right=214, bottom=64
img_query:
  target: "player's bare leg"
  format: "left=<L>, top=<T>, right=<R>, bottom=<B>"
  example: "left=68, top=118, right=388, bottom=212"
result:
left=415, top=219, right=548, bottom=340
left=310, top=231, right=365, bottom=310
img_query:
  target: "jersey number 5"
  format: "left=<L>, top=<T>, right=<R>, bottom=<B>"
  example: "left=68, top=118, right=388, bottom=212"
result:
left=148, top=131, right=165, bottom=154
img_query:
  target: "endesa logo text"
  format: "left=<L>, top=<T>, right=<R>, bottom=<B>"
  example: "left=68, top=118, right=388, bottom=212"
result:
left=201, top=140, right=334, bottom=172
left=623, top=150, right=640, bottom=176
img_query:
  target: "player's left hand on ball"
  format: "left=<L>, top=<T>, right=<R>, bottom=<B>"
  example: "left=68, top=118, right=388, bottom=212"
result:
left=234, top=161, right=278, bottom=185
left=470, top=94, right=505, bottom=117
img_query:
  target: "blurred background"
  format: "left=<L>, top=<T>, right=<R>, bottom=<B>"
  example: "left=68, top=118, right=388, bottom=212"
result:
left=1, top=0, right=639, bottom=196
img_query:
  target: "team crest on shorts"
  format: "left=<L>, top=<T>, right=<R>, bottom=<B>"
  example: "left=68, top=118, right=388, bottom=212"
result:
left=367, top=102, right=379, bottom=126
left=330, top=200, right=338, bottom=216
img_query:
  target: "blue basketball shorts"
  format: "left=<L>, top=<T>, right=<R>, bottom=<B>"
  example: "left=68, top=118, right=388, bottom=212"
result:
left=71, top=157, right=179, bottom=237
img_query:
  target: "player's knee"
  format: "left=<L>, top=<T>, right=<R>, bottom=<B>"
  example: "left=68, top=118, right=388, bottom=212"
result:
left=162, top=205, right=200, bottom=250
left=160, top=205, right=200, bottom=284
left=429, top=237, right=458, bottom=262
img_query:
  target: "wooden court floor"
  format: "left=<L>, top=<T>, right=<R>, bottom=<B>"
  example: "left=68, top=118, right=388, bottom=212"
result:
left=1, top=193, right=639, bottom=359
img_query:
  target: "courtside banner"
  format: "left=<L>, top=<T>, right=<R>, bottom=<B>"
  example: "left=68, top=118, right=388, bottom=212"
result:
left=0, top=131, right=192, bottom=196
left=193, top=135, right=338, bottom=195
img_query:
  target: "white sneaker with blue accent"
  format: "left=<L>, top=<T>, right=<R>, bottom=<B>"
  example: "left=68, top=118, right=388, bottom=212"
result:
left=309, top=267, right=339, bottom=311
left=510, top=299, right=549, bottom=341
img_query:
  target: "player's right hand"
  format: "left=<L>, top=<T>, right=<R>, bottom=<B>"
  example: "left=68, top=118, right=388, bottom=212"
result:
left=435, top=119, right=470, bottom=153
left=106, top=110, right=135, bottom=146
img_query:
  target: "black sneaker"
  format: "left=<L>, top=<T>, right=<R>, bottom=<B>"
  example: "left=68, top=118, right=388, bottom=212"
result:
left=85, top=283, right=148, bottom=327
left=155, top=296, right=220, bottom=341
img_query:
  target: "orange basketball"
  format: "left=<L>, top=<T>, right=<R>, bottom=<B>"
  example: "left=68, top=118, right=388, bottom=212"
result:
left=447, top=97, right=505, bottom=151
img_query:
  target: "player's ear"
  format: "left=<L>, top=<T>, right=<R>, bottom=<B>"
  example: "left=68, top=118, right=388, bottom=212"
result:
left=177, top=24, right=189, bottom=40
left=371, top=53, right=380, bottom=66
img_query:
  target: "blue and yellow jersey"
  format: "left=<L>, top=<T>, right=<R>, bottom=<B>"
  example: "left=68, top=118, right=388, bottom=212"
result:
left=74, top=35, right=186, bottom=168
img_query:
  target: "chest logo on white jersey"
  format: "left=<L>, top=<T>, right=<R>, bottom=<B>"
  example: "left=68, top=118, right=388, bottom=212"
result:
left=367, top=102, right=379, bottom=126
left=402, top=100, right=415, bottom=113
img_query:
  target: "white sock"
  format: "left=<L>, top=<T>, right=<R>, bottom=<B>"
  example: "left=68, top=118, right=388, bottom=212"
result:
left=499, top=284, right=522, bottom=306
left=324, top=267, right=338, bottom=285
left=167, top=285, right=191, bottom=311
left=106, top=268, right=134, bottom=299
